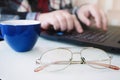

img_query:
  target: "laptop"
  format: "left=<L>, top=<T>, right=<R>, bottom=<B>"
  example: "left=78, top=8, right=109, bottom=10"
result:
left=40, top=24, right=120, bottom=53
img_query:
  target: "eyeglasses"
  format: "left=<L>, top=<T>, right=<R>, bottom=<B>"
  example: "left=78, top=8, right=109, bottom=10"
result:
left=34, top=47, right=120, bottom=72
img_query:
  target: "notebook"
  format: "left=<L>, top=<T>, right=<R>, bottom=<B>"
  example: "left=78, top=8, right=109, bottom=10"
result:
left=40, top=25, right=120, bottom=53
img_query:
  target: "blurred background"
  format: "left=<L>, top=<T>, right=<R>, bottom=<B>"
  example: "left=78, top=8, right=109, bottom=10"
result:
left=0, top=0, right=120, bottom=26
left=72, top=0, right=120, bottom=26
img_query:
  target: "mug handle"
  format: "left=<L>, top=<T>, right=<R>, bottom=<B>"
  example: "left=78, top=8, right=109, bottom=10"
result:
left=0, top=25, right=3, bottom=39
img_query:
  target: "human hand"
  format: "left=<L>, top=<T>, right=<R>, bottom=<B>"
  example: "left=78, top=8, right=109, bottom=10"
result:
left=77, top=4, right=108, bottom=31
left=36, top=10, right=83, bottom=33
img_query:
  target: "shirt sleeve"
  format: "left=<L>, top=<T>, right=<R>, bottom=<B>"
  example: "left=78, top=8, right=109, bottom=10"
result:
left=25, top=12, right=38, bottom=20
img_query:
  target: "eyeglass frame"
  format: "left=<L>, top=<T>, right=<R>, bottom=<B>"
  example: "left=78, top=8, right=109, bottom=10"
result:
left=34, top=47, right=119, bottom=72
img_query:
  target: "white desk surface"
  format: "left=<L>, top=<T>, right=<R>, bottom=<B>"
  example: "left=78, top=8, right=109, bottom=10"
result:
left=0, top=37, right=120, bottom=80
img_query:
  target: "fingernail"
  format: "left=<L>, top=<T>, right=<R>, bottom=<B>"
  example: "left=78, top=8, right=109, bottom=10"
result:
left=87, top=22, right=90, bottom=26
left=78, top=29, right=83, bottom=33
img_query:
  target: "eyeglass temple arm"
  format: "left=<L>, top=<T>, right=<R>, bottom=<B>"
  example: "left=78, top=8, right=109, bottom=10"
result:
left=81, top=57, right=120, bottom=70
left=86, top=61, right=120, bottom=70
left=34, top=63, right=50, bottom=72
left=34, top=57, right=73, bottom=72
left=34, top=60, right=120, bottom=72
left=34, top=61, right=70, bottom=72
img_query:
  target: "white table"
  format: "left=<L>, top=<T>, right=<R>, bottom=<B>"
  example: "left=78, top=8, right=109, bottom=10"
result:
left=0, top=37, right=120, bottom=80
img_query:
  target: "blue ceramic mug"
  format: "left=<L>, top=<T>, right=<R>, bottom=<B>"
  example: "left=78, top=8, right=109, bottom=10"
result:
left=0, top=20, right=40, bottom=52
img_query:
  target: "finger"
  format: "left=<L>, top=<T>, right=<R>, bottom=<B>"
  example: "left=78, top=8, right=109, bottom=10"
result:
left=89, top=7, right=102, bottom=29
left=73, top=15, right=83, bottom=33
left=48, top=16, right=60, bottom=30
left=62, top=12, right=74, bottom=32
left=100, top=10, right=108, bottom=31
left=78, top=13, right=91, bottom=26
left=55, top=13, right=67, bottom=31
left=41, top=22, right=50, bottom=30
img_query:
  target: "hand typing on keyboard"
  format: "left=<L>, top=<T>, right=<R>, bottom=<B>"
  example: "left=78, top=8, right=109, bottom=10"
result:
left=39, top=4, right=107, bottom=33
left=75, top=4, right=108, bottom=32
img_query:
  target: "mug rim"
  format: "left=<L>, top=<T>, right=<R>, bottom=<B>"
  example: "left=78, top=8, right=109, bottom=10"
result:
left=0, top=20, right=40, bottom=26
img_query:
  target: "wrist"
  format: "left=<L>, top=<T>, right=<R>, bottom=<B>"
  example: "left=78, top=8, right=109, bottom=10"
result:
left=74, top=3, right=89, bottom=16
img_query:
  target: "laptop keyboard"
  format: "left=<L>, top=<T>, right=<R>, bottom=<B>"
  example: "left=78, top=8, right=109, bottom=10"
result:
left=61, top=28, right=116, bottom=43
left=41, top=26, right=120, bottom=53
